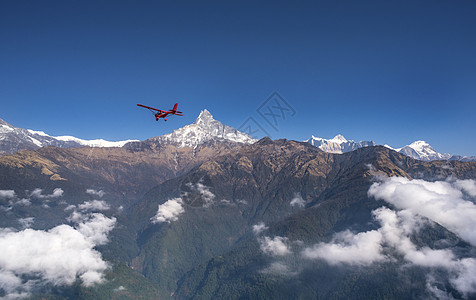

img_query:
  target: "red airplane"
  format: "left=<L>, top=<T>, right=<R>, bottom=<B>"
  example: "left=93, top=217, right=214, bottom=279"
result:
left=137, top=103, right=184, bottom=121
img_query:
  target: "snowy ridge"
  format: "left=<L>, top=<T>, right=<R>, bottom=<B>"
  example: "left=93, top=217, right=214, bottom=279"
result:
left=55, top=136, right=137, bottom=147
left=306, top=134, right=375, bottom=154
left=0, top=117, right=138, bottom=155
left=149, top=109, right=256, bottom=148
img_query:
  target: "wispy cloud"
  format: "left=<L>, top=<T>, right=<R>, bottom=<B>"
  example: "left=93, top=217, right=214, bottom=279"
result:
left=290, top=193, right=305, bottom=208
left=261, top=261, right=297, bottom=277
left=30, top=188, right=64, bottom=199
left=86, top=189, right=105, bottom=198
left=78, top=200, right=110, bottom=212
left=14, top=198, right=31, bottom=206
left=114, top=285, right=126, bottom=292
left=185, top=182, right=216, bottom=207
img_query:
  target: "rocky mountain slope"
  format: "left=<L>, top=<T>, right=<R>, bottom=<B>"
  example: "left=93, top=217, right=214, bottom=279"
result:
left=125, top=139, right=476, bottom=299
left=1, top=113, right=476, bottom=299
left=1, top=136, right=476, bottom=299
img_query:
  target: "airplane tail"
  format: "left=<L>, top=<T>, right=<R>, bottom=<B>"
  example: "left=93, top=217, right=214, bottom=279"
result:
left=173, top=103, right=178, bottom=112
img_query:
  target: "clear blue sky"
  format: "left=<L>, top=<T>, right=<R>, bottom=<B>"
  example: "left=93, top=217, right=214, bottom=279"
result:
left=1, top=0, right=475, bottom=155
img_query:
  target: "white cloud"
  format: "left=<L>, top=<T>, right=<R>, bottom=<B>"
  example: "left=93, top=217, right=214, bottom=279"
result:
left=30, top=188, right=64, bottom=199
left=252, top=222, right=268, bottom=235
left=302, top=229, right=385, bottom=266
left=86, top=189, right=105, bottom=198
left=0, top=211, right=115, bottom=298
left=78, top=200, right=110, bottom=212
left=72, top=213, right=117, bottom=245
left=151, top=198, right=184, bottom=224
left=259, top=236, right=291, bottom=256
left=290, top=193, right=305, bottom=208
left=51, top=188, right=64, bottom=198
left=368, top=177, right=476, bottom=246
left=0, top=190, right=15, bottom=199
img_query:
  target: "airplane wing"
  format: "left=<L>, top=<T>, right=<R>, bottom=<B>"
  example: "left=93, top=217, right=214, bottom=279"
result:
left=137, top=104, right=167, bottom=113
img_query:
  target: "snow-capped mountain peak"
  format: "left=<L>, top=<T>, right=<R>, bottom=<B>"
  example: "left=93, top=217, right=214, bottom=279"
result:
left=194, top=109, right=214, bottom=126
left=396, top=140, right=451, bottom=161
left=148, top=109, right=256, bottom=148
left=407, top=140, right=430, bottom=151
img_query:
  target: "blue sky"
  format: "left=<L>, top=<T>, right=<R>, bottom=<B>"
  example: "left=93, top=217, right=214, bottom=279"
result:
left=1, top=1, right=475, bottom=155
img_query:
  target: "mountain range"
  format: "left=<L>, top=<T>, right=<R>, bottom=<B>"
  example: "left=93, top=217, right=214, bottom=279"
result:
left=1, top=111, right=476, bottom=299
left=2, top=113, right=474, bottom=162
left=305, top=134, right=476, bottom=162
